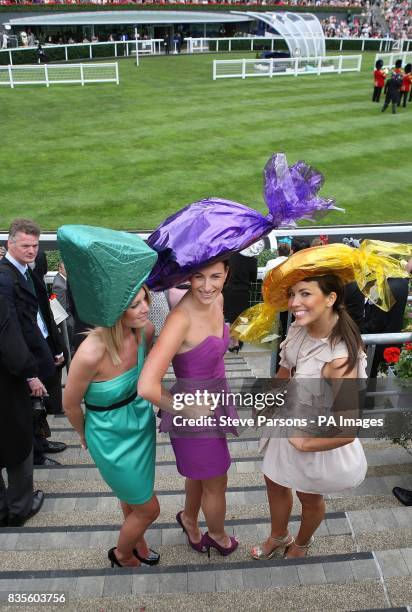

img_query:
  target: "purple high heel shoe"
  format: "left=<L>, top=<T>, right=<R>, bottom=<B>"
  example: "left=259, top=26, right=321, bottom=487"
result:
left=201, top=532, right=239, bottom=558
left=176, top=511, right=206, bottom=553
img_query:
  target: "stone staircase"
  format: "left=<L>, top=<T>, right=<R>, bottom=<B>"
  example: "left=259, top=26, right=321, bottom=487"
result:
left=1, top=353, right=412, bottom=611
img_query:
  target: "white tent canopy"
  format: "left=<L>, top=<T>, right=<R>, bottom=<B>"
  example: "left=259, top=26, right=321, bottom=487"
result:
left=238, top=11, right=326, bottom=58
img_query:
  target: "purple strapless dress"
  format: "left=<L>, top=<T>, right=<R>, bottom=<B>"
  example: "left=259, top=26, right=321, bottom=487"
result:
left=160, top=325, right=238, bottom=480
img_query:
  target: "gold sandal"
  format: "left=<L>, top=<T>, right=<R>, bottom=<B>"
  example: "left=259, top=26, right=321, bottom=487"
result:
left=284, top=535, right=314, bottom=558
left=251, top=533, right=295, bottom=560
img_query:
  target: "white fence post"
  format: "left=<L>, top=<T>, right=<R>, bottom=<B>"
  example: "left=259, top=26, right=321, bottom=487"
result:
left=89, top=44, right=92, bottom=60
left=213, top=60, right=216, bottom=81
left=338, top=55, right=343, bottom=74
left=251, top=39, right=254, bottom=52
left=8, top=64, right=14, bottom=88
left=228, top=39, right=231, bottom=52
left=269, top=58, right=274, bottom=78
left=80, top=63, right=85, bottom=86
left=64, top=45, right=68, bottom=61
left=216, top=39, right=219, bottom=52
left=8, top=50, right=13, bottom=65
left=317, top=56, right=322, bottom=75
left=242, top=58, right=246, bottom=79
left=340, top=38, right=343, bottom=51
left=44, top=64, right=49, bottom=87
left=114, top=42, right=117, bottom=57
left=271, top=38, right=274, bottom=51
left=295, top=57, right=299, bottom=76
left=115, top=62, right=119, bottom=85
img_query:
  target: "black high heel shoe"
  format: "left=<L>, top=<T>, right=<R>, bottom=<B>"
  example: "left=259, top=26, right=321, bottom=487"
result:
left=108, top=547, right=123, bottom=568
left=228, top=345, right=240, bottom=354
left=133, top=547, right=160, bottom=566
left=228, top=341, right=243, bottom=354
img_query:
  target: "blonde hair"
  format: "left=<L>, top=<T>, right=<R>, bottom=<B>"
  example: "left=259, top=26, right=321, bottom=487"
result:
left=87, top=285, right=151, bottom=367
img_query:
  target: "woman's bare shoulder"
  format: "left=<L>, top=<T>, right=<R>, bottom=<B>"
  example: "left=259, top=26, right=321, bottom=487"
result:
left=75, top=331, right=106, bottom=367
left=167, top=304, right=191, bottom=326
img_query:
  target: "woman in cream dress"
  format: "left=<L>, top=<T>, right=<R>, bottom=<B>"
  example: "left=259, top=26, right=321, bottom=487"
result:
left=251, top=273, right=367, bottom=560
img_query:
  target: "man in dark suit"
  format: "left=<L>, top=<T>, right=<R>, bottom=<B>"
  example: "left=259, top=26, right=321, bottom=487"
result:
left=0, top=219, right=67, bottom=466
left=0, top=295, right=44, bottom=526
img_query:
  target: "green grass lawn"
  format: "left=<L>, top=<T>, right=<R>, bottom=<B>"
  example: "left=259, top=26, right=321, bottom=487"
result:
left=1, top=51, right=410, bottom=230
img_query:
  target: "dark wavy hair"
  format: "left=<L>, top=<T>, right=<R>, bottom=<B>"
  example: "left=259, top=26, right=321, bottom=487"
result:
left=304, top=274, right=364, bottom=375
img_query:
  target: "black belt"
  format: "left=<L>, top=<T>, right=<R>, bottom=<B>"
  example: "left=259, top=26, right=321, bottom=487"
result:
left=85, top=391, right=137, bottom=412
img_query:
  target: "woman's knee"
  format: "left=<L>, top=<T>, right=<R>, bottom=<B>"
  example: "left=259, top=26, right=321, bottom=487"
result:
left=296, top=490, right=324, bottom=508
left=202, top=474, right=227, bottom=495
left=265, top=476, right=290, bottom=496
left=148, top=495, right=160, bottom=521
left=131, top=495, right=160, bottom=522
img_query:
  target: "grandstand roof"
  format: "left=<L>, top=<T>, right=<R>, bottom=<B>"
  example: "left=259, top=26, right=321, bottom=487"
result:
left=7, top=10, right=253, bottom=27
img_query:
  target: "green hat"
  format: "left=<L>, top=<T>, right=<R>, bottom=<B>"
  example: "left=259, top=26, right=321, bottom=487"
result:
left=57, top=225, right=158, bottom=327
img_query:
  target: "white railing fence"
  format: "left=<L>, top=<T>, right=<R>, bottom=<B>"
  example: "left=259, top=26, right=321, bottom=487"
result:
left=0, top=39, right=164, bottom=66
left=187, top=35, right=407, bottom=54
left=213, top=54, right=362, bottom=80
left=1, top=36, right=412, bottom=66
left=374, top=50, right=412, bottom=68
left=0, top=62, right=119, bottom=88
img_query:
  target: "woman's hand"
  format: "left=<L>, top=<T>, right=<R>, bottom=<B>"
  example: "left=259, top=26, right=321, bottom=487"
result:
left=181, top=399, right=214, bottom=420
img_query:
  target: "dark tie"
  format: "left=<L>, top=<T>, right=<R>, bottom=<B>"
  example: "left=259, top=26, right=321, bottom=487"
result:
left=24, top=270, right=36, bottom=294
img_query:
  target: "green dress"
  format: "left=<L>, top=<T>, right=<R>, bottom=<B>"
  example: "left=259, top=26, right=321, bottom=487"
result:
left=84, top=335, right=155, bottom=505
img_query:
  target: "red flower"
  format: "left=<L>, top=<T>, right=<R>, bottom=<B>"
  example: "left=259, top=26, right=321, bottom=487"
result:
left=49, top=293, right=57, bottom=301
left=383, top=347, right=401, bottom=364
left=405, top=343, right=412, bottom=351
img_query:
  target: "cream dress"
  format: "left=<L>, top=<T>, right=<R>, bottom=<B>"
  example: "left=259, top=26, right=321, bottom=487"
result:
left=261, top=322, right=368, bottom=495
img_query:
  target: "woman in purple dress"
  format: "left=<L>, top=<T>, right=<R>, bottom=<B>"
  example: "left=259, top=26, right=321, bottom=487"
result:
left=139, top=260, right=238, bottom=557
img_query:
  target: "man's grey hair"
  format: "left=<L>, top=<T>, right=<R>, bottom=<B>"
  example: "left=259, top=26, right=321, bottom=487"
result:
left=9, top=218, right=41, bottom=241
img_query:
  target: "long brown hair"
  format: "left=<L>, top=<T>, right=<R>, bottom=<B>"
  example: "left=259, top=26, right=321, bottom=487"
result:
left=305, top=275, right=364, bottom=374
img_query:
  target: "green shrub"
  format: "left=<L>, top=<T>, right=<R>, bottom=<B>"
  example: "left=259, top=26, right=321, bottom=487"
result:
left=258, top=249, right=278, bottom=267
left=46, top=250, right=61, bottom=272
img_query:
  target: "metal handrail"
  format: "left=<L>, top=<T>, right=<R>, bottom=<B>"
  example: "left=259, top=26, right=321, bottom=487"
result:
left=361, top=332, right=412, bottom=345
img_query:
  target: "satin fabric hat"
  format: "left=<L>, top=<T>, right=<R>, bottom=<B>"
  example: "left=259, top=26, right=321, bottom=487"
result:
left=57, top=225, right=158, bottom=327
left=232, top=240, right=412, bottom=344
left=147, top=153, right=339, bottom=291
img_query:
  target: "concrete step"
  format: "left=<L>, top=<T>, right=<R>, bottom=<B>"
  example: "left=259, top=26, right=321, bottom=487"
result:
left=0, top=551, right=385, bottom=598
left=0, top=512, right=351, bottom=553
left=30, top=464, right=412, bottom=504
left=0, top=581, right=391, bottom=612
left=42, top=444, right=412, bottom=468
left=0, top=537, right=357, bottom=574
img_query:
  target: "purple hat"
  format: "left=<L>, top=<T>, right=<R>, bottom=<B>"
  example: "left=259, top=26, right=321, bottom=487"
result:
left=147, top=153, right=339, bottom=291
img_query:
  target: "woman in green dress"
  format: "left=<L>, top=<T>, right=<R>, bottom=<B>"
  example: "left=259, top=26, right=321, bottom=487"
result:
left=60, top=225, right=160, bottom=569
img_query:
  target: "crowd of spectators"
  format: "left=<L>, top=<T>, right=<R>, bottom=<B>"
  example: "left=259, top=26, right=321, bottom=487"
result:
left=0, top=0, right=377, bottom=6
left=321, top=13, right=382, bottom=37
left=321, top=1, right=385, bottom=38
left=381, top=0, right=412, bottom=40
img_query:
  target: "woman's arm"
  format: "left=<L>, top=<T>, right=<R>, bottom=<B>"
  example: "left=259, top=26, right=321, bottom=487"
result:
left=63, top=338, right=103, bottom=449
left=275, top=366, right=291, bottom=380
left=289, top=357, right=358, bottom=452
left=138, top=309, right=188, bottom=410
left=138, top=309, right=211, bottom=418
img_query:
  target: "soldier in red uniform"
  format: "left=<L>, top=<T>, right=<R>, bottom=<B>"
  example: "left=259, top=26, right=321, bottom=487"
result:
left=372, top=59, right=386, bottom=102
left=399, top=63, right=412, bottom=108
